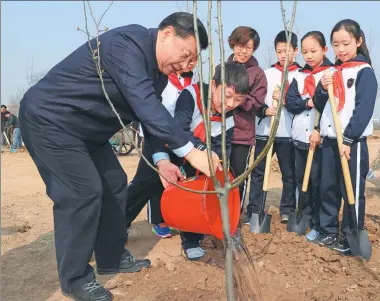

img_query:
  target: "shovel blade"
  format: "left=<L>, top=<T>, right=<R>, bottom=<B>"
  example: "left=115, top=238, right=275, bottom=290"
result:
left=346, top=228, right=372, bottom=261
left=250, top=213, right=272, bottom=233
left=287, top=211, right=311, bottom=235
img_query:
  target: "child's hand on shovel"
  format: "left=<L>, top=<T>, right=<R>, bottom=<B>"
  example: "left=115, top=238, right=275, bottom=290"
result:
left=340, top=144, right=351, bottom=160
left=321, top=71, right=333, bottom=91
left=309, top=129, right=321, bottom=151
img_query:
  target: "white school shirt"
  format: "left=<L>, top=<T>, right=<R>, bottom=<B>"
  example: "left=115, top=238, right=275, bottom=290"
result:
left=320, top=63, right=373, bottom=139
left=255, top=66, right=299, bottom=139
left=139, top=75, right=196, bottom=137
left=290, top=69, right=325, bottom=145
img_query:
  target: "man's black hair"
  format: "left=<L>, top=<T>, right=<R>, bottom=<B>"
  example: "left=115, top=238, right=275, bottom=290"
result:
left=213, top=63, right=249, bottom=95
left=1, top=104, right=7, bottom=109
left=159, top=12, right=208, bottom=50
left=274, top=30, right=298, bottom=49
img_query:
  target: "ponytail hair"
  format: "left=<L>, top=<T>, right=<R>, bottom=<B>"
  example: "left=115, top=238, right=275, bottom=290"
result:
left=358, top=29, right=371, bottom=65
left=330, top=19, right=372, bottom=65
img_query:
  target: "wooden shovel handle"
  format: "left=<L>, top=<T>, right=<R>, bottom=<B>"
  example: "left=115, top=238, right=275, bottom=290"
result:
left=263, top=86, right=280, bottom=192
left=301, top=111, right=321, bottom=192
left=326, top=79, right=355, bottom=206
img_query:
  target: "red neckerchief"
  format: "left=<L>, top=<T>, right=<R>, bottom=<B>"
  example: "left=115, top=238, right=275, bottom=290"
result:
left=192, top=84, right=221, bottom=143
left=273, top=63, right=300, bottom=102
left=332, top=61, right=368, bottom=111
left=168, top=73, right=192, bottom=91
left=301, top=65, right=331, bottom=98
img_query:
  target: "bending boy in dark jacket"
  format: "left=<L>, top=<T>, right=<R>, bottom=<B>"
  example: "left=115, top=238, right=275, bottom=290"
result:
left=153, top=62, right=250, bottom=260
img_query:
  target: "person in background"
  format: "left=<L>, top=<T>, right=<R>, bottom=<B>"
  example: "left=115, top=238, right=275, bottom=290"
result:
left=130, top=121, right=143, bottom=149
left=226, top=26, right=267, bottom=215
left=313, top=19, right=377, bottom=254
left=3, top=111, right=23, bottom=151
left=245, top=30, right=300, bottom=224
left=286, top=31, right=334, bottom=239
left=1, top=105, right=8, bottom=147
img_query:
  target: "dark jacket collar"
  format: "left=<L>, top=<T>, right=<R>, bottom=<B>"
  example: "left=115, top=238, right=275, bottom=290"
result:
left=227, top=54, right=259, bottom=69
left=271, top=62, right=302, bottom=69
left=301, top=57, right=334, bottom=71
left=335, top=54, right=370, bottom=66
left=148, top=28, right=159, bottom=72
left=180, top=71, right=194, bottom=78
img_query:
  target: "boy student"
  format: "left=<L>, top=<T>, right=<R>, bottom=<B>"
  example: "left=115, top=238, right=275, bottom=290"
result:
left=244, top=30, right=300, bottom=224
left=127, top=70, right=196, bottom=239
left=153, top=62, right=249, bottom=260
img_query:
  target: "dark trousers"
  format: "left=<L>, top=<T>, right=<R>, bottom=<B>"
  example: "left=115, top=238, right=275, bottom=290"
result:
left=319, top=138, right=368, bottom=235
left=248, top=139, right=296, bottom=215
left=128, top=147, right=204, bottom=249
left=294, top=146, right=321, bottom=230
left=20, top=116, right=128, bottom=293
left=125, top=142, right=164, bottom=228
left=229, top=144, right=253, bottom=210
left=176, top=164, right=204, bottom=250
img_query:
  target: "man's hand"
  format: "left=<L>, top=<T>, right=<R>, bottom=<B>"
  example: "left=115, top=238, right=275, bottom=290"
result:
left=340, top=144, right=351, bottom=160
left=309, top=129, right=321, bottom=151
left=184, top=148, right=222, bottom=177
left=157, top=159, right=184, bottom=188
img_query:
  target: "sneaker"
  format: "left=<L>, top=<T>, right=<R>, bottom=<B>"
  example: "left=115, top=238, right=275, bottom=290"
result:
left=62, top=279, right=113, bottom=301
left=169, top=227, right=179, bottom=233
left=152, top=223, right=172, bottom=238
left=314, top=234, right=338, bottom=246
left=328, top=238, right=351, bottom=254
left=10, top=147, right=17, bottom=153
left=281, top=214, right=289, bottom=223
left=241, top=212, right=252, bottom=225
left=97, top=249, right=151, bottom=275
left=183, top=247, right=205, bottom=261
left=306, top=229, right=320, bottom=241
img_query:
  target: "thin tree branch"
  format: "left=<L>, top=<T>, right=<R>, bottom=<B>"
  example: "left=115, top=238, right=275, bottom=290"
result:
left=81, top=1, right=216, bottom=194
left=230, top=0, right=298, bottom=189
left=98, top=1, right=113, bottom=25
left=216, top=2, right=234, bottom=300
left=193, top=0, right=220, bottom=189
left=77, top=27, right=95, bottom=39
left=216, top=1, right=228, bottom=181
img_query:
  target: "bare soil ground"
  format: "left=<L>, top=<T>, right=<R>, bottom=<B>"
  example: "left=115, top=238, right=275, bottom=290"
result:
left=2, top=140, right=380, bottom=301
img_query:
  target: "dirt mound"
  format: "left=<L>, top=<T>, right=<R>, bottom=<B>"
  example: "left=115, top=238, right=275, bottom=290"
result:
left=105, top=207, right=380, bottom=301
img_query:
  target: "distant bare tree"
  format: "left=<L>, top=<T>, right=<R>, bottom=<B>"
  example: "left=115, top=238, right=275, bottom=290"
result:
left=263, top=41, right=275, bottom=68
left=26, top=59, right=47, bottom=86
left=364, top=29, right=380, bottom=97
left=7, top=60, right=46, bottom=112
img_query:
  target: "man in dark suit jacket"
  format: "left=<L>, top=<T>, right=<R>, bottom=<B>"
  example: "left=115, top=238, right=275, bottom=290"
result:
left=19, top=12, right=219, bottom=301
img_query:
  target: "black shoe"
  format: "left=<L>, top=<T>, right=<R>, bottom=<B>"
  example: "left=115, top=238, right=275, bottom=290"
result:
left=97, top=249, right=151, bottom=275
left=241, top=212, right=252, bottom=225
left=62, top=279, right=113, bottom=301
left=328, top=237, right=351, bottom=254
left=314, top=234, right=338, bottom=246
left=281, top=214, right=289, bottom=224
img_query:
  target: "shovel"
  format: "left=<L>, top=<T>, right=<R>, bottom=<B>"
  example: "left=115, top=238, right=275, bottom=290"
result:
left=250, top=88, right=279, bottom=233
left=326, top=71, right=372, bottom=260
left=287, top=112, right=321, bottom=235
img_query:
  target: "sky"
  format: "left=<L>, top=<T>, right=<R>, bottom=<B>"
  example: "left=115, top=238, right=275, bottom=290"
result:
left=1, top=1, right=380, bottom=114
